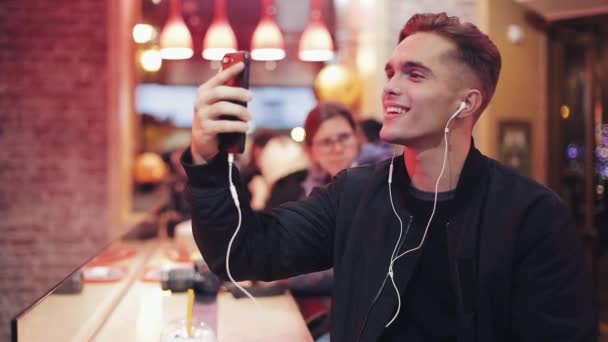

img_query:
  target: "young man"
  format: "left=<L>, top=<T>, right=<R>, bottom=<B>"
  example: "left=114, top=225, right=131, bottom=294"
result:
left=182, top=13, right=596, bottom=341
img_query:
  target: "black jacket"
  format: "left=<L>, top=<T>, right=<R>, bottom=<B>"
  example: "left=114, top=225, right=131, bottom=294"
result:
left=182, top=145, right=596, bottom=342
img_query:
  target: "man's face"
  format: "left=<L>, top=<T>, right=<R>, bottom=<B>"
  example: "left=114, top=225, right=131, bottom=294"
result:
left=380, top=32, right=465, bottom=148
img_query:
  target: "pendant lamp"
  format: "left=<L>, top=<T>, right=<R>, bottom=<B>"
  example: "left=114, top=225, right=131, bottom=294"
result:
left=251, top=0, right=285, bottom=61
left=159, top=0, right=193, bottom=60
left=298, top=0, right=334, bottom=62
left=202, top=0, right=237, bottom=61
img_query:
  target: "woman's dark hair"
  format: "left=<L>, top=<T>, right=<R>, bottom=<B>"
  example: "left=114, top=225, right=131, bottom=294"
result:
left=359, top=119, right=383, bottom=143
left=303, top=101, right=356, bottom=146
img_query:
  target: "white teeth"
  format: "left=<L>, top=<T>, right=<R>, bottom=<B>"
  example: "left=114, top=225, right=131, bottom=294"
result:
left=386, top=106, right=406, bottom=114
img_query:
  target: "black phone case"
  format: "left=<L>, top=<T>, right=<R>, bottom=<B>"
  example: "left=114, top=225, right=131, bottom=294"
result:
left=218, top=51, right=250, bottom=154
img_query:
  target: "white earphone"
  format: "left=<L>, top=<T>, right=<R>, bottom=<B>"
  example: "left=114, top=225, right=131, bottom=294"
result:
left=383, top=99, right=468, bottom=327
left=447, top=100, right=467, bottom=125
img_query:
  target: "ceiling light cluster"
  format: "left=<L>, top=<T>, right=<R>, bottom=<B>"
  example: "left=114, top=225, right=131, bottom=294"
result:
left=134, top=0, right=334, bottom=65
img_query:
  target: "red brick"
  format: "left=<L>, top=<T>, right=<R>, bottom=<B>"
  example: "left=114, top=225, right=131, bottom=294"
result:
left=0, top=0, right=111, bottom=339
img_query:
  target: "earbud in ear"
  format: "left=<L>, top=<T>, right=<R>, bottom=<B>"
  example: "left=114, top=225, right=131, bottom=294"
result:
left=458, top=101, right=467, bottom=111
left=447, top=101, right=467, bottom=123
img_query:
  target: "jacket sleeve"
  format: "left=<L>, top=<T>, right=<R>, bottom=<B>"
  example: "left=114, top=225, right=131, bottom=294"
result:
left=181, top=148, right=339, bottom=281
left=287, top=269, right=334, bottom=296
left=511, top=193, right=597, bottom=341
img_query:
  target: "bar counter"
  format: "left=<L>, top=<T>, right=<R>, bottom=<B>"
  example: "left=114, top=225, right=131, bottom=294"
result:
left=13, top=239, right=313, bottom=341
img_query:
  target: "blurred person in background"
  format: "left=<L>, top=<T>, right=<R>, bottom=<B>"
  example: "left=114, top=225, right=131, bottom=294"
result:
left=240, top=128, right=280, bottom=210
left=357, top=118, right=395, bottom=166
left=258, top=102, right=360, bottom=340
left=257, top=135, right=312, bottom=210
left=262, top=101, right=361, bottom=208
left=303, top=102, right=360, bottom=187
left=159, top=146, right=190, bottom=238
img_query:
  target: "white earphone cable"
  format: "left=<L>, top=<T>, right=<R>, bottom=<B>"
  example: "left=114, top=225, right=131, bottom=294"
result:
left=384, top=102, right=465, bottom=327
left=225, top=153, right=260, bottom=309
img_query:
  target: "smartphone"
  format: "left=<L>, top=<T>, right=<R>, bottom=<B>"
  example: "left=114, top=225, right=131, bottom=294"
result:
left=218, top=51, right=250, bottom=154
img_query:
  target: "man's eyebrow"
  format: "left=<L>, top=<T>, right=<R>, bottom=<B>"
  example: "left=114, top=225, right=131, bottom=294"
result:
left=384, top=60, right=433, bottom=73
left=402, top=61, right=433, bottom=73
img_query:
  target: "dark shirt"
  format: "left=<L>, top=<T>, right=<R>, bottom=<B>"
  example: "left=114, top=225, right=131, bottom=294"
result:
left=380, top=181, right=458, bottom=341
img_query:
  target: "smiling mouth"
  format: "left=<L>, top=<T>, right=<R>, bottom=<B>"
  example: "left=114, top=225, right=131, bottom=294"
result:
left=384, top=106, right=410, bottom=116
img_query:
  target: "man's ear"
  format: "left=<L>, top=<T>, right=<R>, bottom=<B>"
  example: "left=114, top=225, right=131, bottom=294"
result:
left=458, top=89, right=483, bottom=119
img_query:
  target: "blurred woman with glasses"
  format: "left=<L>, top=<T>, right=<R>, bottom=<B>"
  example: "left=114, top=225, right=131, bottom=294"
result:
left=304, top=101, right=360, bottom=192
left=259, top=101, right=360, bottom=341
left=261, top=101, right=360, bottom=208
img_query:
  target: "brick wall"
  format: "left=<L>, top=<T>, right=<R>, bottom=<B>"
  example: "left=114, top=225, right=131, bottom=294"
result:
left=0, top=0, right=110, bottom=339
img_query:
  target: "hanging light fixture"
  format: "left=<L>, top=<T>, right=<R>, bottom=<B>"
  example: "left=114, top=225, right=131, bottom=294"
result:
left=159, top=0, right=193, bottom=60
left=251, top=0, right=285, bottom=61
left=202, top=0, right=237, bottom=61
left=299, top=0, right=334, bottom=62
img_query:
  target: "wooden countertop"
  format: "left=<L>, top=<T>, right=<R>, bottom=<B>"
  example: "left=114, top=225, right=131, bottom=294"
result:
left=15, top=239, right=312, bottom=341
left=14, top=241, right=157, bottom=342
left=93, top=241, right=313, bottom=341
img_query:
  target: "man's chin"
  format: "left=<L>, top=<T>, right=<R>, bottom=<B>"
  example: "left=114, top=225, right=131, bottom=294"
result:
left=380, top=130, right=407, bottom=145
left=379, top=129, right=393, bottom=143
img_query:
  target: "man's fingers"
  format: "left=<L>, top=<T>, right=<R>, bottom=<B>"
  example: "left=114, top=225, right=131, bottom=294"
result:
left=199, top=62, right=245, bottom=90
left=198, top=101, right=252, bottom=122
left=206, top=119, right=250, bottom=133
left=197, top=86, right=252, bottom=108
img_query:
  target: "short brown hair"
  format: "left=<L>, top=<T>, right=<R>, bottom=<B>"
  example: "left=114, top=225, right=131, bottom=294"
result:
left=304, top=102, right=356, bottom=146
left=399, top=13, right=501, bottom=116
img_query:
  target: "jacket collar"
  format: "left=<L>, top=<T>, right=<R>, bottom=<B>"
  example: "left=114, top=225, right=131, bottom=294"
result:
left=393, top=139, right=488, bottom=213
left=354, top=140, right=489, bottom=341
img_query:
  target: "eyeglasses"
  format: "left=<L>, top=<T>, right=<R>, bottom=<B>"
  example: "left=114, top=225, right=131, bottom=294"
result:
left=312, top=132, right=356, bottom=152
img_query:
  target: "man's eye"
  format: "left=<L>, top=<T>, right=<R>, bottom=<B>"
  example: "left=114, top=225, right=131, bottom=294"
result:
left=385, top=71, right=394, bottom=79
left=409, top=71, right=425, bottom=79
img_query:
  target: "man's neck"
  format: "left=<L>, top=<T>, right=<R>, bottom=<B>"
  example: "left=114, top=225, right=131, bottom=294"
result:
left=403, top=133, right=471, bottom=193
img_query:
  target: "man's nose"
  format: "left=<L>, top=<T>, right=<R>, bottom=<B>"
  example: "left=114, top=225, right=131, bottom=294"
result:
left=383, top=78, right=402, bottom=97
